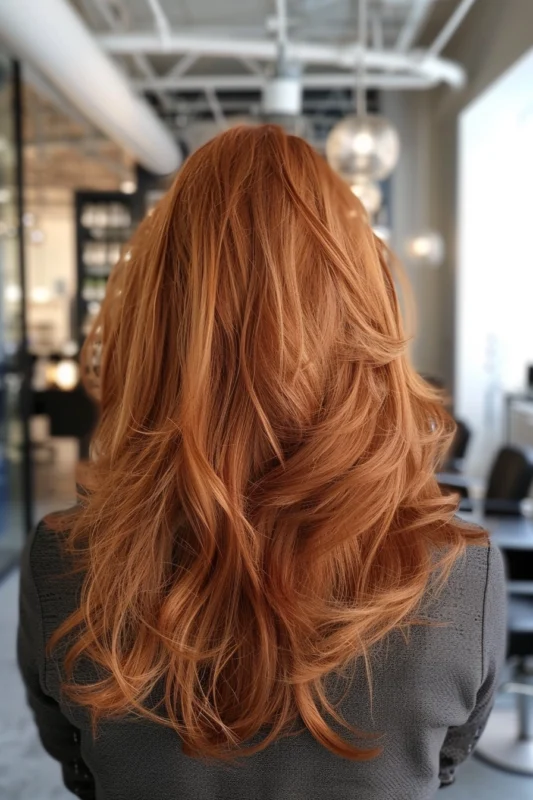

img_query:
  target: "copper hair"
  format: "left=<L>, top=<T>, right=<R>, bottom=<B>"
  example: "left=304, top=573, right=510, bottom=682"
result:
left=50, top=125, right=482, bottom=760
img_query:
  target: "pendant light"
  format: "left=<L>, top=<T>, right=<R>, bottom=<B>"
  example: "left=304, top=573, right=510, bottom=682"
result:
left=326, top=0, right=400, bottom=190
left=261, top=0, right=310, bottom=138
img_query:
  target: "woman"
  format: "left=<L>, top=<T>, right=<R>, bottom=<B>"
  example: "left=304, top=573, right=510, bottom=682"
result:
left=19, top=125, right=505, bottom=799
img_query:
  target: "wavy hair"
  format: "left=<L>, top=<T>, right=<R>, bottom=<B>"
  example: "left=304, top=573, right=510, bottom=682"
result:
left=50, top=125, right=481, bottom=760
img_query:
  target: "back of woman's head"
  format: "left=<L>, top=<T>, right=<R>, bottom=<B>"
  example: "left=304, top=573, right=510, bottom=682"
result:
left=53, top=124, right=477, bottom=760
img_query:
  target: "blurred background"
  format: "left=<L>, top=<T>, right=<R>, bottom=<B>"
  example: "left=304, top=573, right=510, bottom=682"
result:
left=1, top=0, right=533, bottom=797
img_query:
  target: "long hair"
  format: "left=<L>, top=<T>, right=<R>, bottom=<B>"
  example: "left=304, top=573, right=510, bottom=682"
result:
left=50, top=125, right=481, bottom=760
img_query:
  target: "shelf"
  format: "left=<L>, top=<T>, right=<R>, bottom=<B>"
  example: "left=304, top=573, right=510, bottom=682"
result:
left=75, top=191, right=136, bottom=345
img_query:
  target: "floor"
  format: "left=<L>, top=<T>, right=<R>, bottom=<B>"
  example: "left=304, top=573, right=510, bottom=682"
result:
left=0, top=441, right=77, bottom=799
left=0, top=570, right=70, bottom=800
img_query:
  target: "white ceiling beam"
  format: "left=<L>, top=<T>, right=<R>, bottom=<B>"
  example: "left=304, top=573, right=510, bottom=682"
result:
left=427, top=0, right=478, bottom=56
left=166, top=53, right=199, bottom=78
left=162, top=95, right=376, bottom=115
left=98, top=32, right=279, bottom=59
left=99, top=34, right=465, bottom=89
left=395, top=0, right=435, bottom=52
left=239, top=57, right=264, bottom=76
left=204, top=87, right=227, bottom=127
left=132, top=73, right=436, bottom=92
left=355, top=0, right=368, bottom=116
left=130, top=54, right=176, bottom=111
left=88, top=0, right=116, bottom=27
left=275, top=0, right=288, bottom=50
left=97, top=33, right=465, bottom=87
left=370, top=9, right=384, bottom=51
left=145, top=0, right=171, bottom=44
left=91, top=0, right=173, bottom=111
left=173, top=104, right=357, bottom=117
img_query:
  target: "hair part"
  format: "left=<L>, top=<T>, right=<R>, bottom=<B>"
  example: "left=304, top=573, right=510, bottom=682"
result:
left=50, top=125, right=483, bottom=760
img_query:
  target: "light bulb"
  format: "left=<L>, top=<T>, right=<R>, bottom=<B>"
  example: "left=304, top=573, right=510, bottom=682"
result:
left=54, top=359, right=80, bottom=391
left=351, top=131, right=375, bottom=156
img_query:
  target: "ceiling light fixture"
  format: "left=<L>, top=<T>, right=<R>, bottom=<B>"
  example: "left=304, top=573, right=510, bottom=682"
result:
left=326, top=0, right=400, bottom=191
left=261, top=0, right=309, bottom=138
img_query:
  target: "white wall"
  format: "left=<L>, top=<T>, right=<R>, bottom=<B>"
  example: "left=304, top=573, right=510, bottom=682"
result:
left=383, top=0, right=533, bottom=394
left=382, top=91, right=444, bottom=378
left=457, top=48, right=533, bottom=475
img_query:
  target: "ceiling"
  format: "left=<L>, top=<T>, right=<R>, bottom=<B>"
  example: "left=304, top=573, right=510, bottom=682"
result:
left=67, top=0, right=466, bottom=123
left=69, top=0, right=461, bottom=46
left=23, top=0, right=468, bottom=191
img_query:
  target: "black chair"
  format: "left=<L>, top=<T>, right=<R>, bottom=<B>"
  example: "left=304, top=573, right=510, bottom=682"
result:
left=485, top=447, right=533, bottom=514
left=32, top=386, right=98, bottom=460
left=476, top=549, right=533, bottom=774
left=439, top=446, right=533, bottom=516
left=43, top=387, right=96, bottom=439
left=443, top=420, right=471, bottom=473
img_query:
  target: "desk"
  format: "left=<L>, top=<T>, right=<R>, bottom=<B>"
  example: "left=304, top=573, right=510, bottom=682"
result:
left=458, top=510, right=533, bottom=551
left=460, top=508, right=533, bottom=774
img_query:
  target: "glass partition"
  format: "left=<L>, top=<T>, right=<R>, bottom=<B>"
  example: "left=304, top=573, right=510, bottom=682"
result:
left=0, top=56, right=31, bottom=575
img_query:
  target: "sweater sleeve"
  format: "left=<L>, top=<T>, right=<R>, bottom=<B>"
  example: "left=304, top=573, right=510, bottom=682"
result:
left=438, top=544, right=507, bottom=787
left=17, top=524, right=96, bottom=800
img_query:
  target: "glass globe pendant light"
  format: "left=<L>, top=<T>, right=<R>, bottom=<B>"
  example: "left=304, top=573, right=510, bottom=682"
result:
left=326, top=0, right=400, bottom=186
left=327, top=115, right=400, bottom=182
left=350, top=175, right=382, bottom=218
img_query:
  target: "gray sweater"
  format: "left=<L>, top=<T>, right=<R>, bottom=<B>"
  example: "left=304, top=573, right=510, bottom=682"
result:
left=18, top=520, right=506, bottom=800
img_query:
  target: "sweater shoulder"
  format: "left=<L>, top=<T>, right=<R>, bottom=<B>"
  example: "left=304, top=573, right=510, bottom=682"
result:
left=26, top=511, right=84, bottom=637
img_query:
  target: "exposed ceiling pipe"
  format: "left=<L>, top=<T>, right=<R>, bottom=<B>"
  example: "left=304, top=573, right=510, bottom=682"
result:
left=98, top=33, right=465, bottom=88
left=0, top=0, right=180, bottom=175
